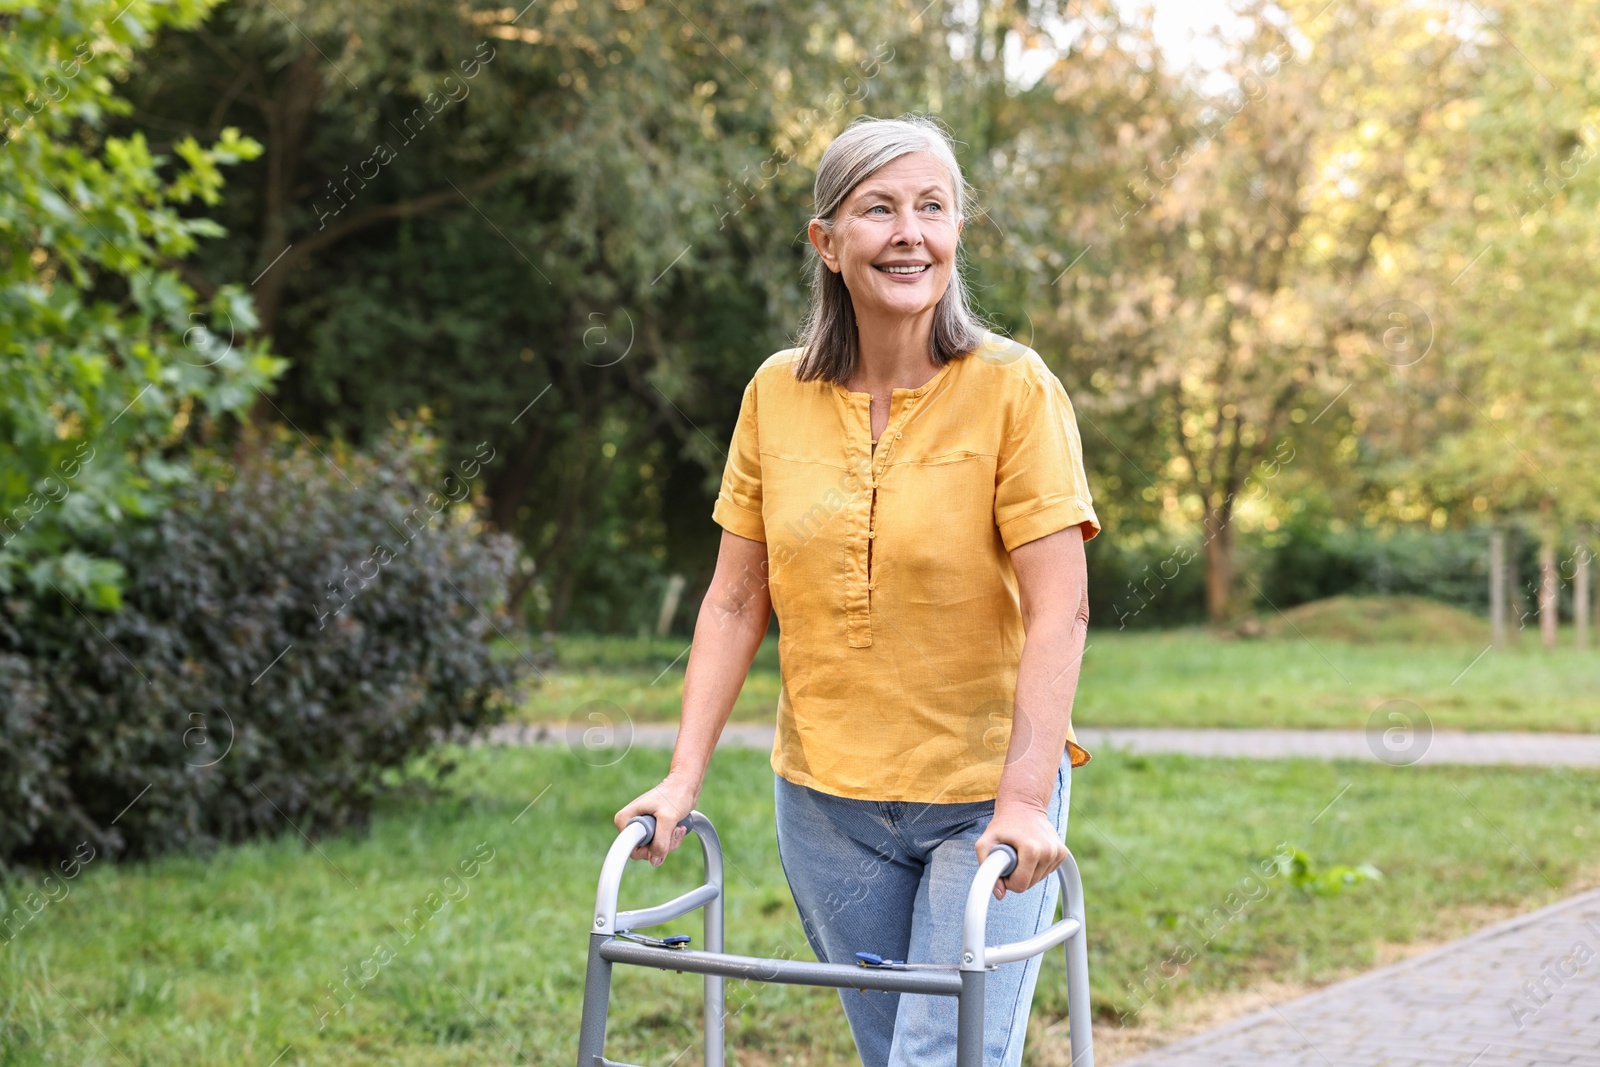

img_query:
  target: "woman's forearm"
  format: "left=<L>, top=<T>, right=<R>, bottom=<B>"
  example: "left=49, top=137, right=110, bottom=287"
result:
left=996, top=602, right=1089, bottom=813
left=667, top=585, right=770, bottom=792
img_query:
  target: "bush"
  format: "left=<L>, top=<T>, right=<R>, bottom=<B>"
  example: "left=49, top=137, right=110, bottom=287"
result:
left=1258, top=519, right=1504, bottom=612
left=1087, top=518, right=1519, bottom=628
left=1086, top=529, right=1209, bottom=630
left=0, top=428, right=524, bottom=870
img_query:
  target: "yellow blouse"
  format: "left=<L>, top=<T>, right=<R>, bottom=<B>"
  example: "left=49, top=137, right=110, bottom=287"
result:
left=711, top=333, right=1101, bottom=803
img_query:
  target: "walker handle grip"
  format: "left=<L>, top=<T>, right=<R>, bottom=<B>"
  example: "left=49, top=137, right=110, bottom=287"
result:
left=629, top=814, right=657, bottom=846
left=991, top=843, right=1019, bottom=878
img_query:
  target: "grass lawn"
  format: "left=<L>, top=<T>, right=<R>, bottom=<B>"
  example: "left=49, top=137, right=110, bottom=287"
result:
left=520, top=622, right=1600, bottom=735
left=3, top=744, right=1598, bottom=1066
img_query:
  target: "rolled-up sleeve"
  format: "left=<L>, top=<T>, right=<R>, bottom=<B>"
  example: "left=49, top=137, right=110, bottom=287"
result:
left=711, top=376, right=766, bottom=542
left=994, top=370, right=1101, bottom=552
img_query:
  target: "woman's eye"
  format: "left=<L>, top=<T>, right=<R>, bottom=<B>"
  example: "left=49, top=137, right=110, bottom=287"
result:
left=923, top=202, right=943, bottom=212
left=868, top=205, right=889, bottom=214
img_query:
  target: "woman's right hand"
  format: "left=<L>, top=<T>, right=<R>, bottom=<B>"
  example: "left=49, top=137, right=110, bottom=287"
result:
left=613, top=773, right=701, bottom=867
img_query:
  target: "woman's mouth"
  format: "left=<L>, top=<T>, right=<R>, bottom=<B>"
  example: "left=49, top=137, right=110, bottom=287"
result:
left=874, top=263, right=930, bottom=276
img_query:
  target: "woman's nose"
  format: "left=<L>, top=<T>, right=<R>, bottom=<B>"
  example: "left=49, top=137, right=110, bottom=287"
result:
left=889, top=207, right=924, bottom=246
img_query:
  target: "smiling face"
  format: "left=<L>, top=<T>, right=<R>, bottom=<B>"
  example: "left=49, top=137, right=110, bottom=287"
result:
left=808, top=151, right=964, bottom=324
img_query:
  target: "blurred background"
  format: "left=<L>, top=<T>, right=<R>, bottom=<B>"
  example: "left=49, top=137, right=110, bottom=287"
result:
left=2, top=1, right=1598, bottom=1065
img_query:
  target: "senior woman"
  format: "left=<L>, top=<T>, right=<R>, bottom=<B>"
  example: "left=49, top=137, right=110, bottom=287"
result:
left=614, top=114, right=1099, bottom=1066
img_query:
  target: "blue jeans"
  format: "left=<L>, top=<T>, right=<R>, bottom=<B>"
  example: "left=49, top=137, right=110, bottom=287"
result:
left=773, top=752, right=1071, bottom=1067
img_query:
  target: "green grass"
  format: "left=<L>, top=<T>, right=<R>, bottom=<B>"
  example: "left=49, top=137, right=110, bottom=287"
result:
left=1074, top=624, right=1600, bottom=732
left=521, top=631, right=784, bottom=728
left=519, top=620, right=1600, bottom=734
left=3, top=745, right=1598, bottom=1066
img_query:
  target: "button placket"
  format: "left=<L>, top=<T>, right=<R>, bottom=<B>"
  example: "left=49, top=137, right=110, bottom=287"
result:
left=864, top=395, right=919, bottom=603
left=839, top=379, right=933, bottom=648
left=840, top=389, right=875, bottom=646
left=872, top=396, right=916, bottom=478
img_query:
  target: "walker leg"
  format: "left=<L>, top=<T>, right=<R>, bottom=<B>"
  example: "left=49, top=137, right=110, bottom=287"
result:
left=704, top=890, right=725, bottom=1067
left=576, top=933, right=614, bottom=1066
left=955, top=969, right=986, bottom=1067
left=1064, top=930, right=1094, bottom=1067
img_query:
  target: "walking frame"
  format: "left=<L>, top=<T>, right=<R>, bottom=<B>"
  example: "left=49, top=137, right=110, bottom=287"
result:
left=577, top=811, right=1094, bottom=1067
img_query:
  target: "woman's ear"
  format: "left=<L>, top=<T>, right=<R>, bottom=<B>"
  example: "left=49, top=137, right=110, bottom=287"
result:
left=808, top=218, right=840, bottom=274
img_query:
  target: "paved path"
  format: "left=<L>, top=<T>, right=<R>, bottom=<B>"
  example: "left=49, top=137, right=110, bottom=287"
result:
left=483, top=722, right=1600, bottom=768
left=1116, top=887, right=1600, bottom=1067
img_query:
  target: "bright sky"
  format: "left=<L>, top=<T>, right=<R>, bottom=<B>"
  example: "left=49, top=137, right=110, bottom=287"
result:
left=1138, top=0, right=1255, bottom=76
left=998, top=0, right=1269, bottom=93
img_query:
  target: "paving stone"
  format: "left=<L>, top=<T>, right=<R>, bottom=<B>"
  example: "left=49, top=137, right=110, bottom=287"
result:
left=1114, top=889, right=1600, bottom=1067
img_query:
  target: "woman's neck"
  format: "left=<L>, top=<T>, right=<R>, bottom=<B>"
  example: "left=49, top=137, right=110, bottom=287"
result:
left=850, top=307, right=938, bottom=393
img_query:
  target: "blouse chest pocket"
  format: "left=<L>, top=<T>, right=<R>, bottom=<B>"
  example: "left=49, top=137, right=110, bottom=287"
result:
left=891, top=449, right=995, bottom=502
left=877, top=452, right=999, bottom=573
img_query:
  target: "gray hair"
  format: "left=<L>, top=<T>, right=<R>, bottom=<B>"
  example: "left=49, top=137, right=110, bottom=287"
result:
left=794, top=114, right=991, bottom=385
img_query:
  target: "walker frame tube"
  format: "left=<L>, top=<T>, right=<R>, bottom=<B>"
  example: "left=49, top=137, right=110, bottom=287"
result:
left=576, top=811, right=1094, bottom=1067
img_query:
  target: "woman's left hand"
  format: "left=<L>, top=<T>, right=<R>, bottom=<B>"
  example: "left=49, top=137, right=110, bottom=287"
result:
left=976, top=802, right=1067, bottom=900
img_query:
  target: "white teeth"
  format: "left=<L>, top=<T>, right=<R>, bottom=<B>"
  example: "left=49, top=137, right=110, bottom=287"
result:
left=877, top=265, right=928, bottom=274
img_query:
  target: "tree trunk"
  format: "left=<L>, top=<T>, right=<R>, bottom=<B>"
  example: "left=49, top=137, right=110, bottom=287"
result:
left=656, top=574, right=686, bottom=638
left=1539, top=499, right=1558, bottom=650
left=1489, top=526, right=1506, bottom=648
left=550, top=566, right=579, bottom=631
left=252, top=46, right=327, bottom=338
left=1203, top=507, right=1235, bottom=622
left=1507, top=523, right=1524, bottom=641
left=1575, top=536, right=1591, bottom=651
left=488, top=422, right=550, bottom=532
left=1539, top=541, right=1559, bottom=649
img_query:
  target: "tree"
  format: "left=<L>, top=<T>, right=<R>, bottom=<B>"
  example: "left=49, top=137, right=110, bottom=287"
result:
left=1027, top=0, right=1478, bottom=620
left=122, top=0, right=1071, bottom=627
left=1418, top=0, right=1600, bottom=646
left=0, top=0, right=282, bottom=608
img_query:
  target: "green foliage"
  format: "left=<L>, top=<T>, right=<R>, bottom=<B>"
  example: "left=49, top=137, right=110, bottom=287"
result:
left=33, top=0, right=1595, bottom=633
left=0, top=1, right=284, bottom=608
left=1260, top=521, right=1499, bottom=611
left=0, top=427, right=525, bottom=868
left=117, top=0, right=1072, bottom=629
left=1268, top=845, right=1383, bottom=899
left=1085, top=516, right=1509, bottom=631
left=1419, top=1, right=1600, bottom=527
left=1087, top=529, right=1210, bottom=630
